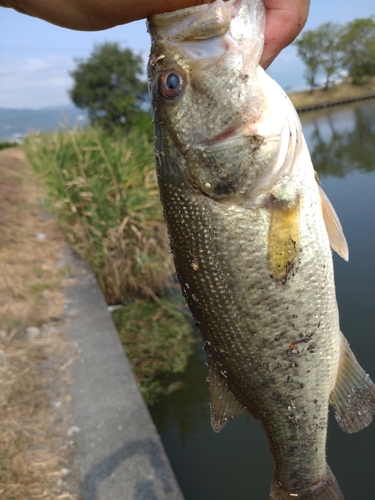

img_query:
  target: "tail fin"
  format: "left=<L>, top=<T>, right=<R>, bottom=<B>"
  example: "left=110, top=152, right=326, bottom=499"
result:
left=270, top=465, right=344, bottom=500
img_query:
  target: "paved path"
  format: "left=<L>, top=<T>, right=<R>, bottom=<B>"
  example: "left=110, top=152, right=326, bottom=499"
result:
left=60, top=247, right=184, bottom=500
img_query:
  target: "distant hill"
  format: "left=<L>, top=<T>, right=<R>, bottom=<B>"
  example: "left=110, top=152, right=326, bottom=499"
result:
left=0, top=106, right=88, bottom=142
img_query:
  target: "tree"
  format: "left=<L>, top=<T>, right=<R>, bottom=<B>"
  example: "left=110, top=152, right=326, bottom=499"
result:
left=69, top=42, right=149, bottom=130
left=295, top=23, right=344, bottom=91
left=294, top=29, right=324, bottom=92
left=339, top=18, right=375, bottom=84
left=316, top=22, right=343, bottom=90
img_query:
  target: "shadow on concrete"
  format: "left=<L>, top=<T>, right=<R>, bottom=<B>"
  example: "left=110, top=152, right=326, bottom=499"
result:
left=83, top=437, right=175, bottom=499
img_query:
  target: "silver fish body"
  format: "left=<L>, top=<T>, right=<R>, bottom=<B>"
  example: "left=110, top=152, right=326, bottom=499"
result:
left=147, top=1, right=375, bottom=498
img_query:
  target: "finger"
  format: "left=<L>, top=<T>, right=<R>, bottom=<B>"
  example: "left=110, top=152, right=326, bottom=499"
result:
left=0, top=0, right=208, bottom=30
left=260, top=0, right=310, bottom=69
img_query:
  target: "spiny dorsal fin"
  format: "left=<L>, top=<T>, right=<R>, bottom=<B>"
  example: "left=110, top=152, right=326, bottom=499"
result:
left=207, top=356, right=246, bottom=433
left=267, top=196, right=300, bottom=285
left=330, top=333, right=375, bottom=433
left=315, top=173, right=349, bottom=261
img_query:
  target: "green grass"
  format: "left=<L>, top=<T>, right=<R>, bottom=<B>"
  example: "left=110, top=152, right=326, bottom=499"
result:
left=113, top=294, right=196, bottom=405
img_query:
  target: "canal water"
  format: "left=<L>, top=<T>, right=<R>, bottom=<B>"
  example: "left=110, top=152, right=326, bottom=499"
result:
left=149, top=100, right=375, bottom=499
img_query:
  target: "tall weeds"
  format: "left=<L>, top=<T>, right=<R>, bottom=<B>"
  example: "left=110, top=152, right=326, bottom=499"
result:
left=24, top=127, right=196, bottom=404
left=24, top=127, right=174, bottom=304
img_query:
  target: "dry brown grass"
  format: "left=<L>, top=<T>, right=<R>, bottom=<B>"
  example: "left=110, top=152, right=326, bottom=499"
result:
left=288, top=79, right=375, bottom=109
left=0, top=148, right=81, bottom=500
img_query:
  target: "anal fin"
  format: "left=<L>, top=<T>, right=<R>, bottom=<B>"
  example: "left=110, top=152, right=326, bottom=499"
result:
left=207, top=356, right=246, bottom=433
left=330, top=333, right=375, bottom=433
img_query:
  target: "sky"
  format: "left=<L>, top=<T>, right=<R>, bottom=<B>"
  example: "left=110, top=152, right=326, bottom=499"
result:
left=0, top=0, right=374, bottom=110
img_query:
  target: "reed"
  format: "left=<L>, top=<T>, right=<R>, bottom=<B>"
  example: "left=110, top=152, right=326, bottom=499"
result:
left=24, top=127, right=174, bottom=304
left=24, top=127, right=196, bottom=403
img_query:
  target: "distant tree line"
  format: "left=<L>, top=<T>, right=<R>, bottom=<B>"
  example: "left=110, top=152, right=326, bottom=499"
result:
left=69, top=23, right=375, bottom=130
left=294, top=17, right=375, bottom=90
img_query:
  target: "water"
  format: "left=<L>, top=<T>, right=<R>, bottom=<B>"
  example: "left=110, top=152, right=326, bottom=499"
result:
left=150, top=100, right=375, bottom=499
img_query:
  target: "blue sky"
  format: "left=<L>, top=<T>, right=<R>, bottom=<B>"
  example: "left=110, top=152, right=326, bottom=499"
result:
left=1, top=0, right=374, bottom=109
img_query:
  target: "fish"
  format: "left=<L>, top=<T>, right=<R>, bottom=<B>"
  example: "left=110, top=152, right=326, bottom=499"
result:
left=147, top=0, right=375, bottom=498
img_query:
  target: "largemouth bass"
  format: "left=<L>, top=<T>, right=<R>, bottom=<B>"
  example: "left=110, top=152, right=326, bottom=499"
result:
left=147, top=1, right=375, bottom=498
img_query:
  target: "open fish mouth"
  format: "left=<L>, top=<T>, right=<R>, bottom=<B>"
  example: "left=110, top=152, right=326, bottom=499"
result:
left=148, top=0, right=238, bottom=44
left=148, top=0, right=267, bottom=157
left=148, top=0, right=265, bottom=64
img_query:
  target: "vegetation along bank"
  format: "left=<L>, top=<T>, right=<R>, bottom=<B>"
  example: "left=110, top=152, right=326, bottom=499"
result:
left=23, top=128, right=196, bottom=406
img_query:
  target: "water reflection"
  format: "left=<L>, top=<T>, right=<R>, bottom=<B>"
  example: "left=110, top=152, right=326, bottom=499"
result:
left=151, top=100, right=375, bottom=500
left=301, top=100, right=375, bottom=176
left=150, top=331, right=209, bottom=442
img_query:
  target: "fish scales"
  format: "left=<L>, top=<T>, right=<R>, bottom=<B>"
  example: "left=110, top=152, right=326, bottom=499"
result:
left=148, top=0, right=375, bottom=498
left=161, top=164, right=337, bottom=489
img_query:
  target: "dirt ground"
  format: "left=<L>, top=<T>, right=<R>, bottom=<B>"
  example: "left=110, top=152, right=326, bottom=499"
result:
left=0, top=148, right=82, bottom=500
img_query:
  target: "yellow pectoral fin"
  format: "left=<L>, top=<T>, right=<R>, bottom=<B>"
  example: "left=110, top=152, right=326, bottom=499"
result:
left=268, top=198, right=300, bottom=285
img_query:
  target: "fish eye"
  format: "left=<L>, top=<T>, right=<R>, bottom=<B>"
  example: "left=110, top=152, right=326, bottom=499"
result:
left=159, top=70, right=184, bottom=99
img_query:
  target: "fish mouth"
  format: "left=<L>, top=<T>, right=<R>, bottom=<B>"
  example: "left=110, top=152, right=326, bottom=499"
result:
left=148, top=1, right=238, bottom=43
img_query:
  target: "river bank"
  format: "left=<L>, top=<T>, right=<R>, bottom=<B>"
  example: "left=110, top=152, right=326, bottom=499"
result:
left=0, top=148, right=82, bottom=499
left=0, top=147, right=184, bottom=500
left=288, top=79, right=375, bottom=112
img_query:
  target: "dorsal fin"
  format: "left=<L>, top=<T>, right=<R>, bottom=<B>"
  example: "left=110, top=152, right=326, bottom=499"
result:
left=318, top=183, right=349, bottom=261
left=207, top=356, right=247, bottom=433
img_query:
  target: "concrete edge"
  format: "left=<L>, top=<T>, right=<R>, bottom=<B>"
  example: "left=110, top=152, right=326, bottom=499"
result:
left=60, top=246, right=184, bottom=500
left=295, top=92, right=375, bottom=113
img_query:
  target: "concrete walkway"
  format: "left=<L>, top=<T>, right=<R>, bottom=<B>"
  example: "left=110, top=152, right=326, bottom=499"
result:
left=60, top=247, right=184, bottom=500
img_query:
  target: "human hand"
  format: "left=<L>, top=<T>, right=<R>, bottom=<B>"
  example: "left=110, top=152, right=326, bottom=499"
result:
left=1, top=0, right=309, bottom=67
left=0, top=0, right=198, bottom=31
left=261, top=0, right=310, bottom=68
